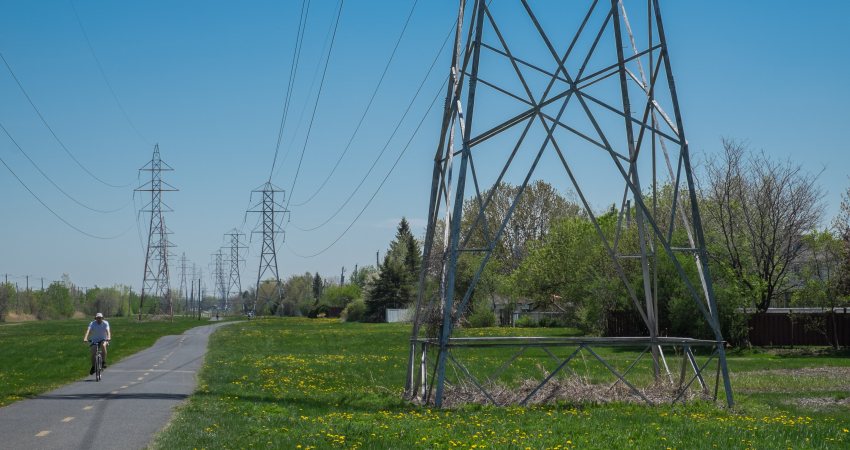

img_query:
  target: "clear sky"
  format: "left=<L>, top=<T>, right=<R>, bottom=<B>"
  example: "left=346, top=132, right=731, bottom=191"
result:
left=1, top=0, right=848, bottom=292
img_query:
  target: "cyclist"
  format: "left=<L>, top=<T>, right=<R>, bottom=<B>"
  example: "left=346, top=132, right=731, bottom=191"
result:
left=83, top=312, right=111, bottom=375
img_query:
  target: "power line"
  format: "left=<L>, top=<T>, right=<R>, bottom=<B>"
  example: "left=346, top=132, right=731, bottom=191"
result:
left=291, top=24, right=452, bottom=232
left=286, top=72, right=446, bottom=258
left=0, top=52, right=128, bottom=189
left=0, top=150, right=131, bottom=240
left=292, top=0, right=420, bottom=207
left=69, top=0, right=150, bottom=145
left=0, top=121, right=128, bottom=214
left=285, top=0, right=345, bottom=211
left=269, top=0, right=311, bottom=181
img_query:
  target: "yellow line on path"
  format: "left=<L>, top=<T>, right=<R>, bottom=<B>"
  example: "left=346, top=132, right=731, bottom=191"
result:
left=62, top=417, right=74, bottom=422
left=35, top=431, right=50, bottom=437
left=83, top=405, right=93, bottom=410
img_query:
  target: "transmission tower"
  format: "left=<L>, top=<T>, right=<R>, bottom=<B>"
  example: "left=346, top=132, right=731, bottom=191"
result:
left=406, top=0, right=733, bottom=408
left=137, top=144, right=176, bottom=319
left=178, top=252, right=189, bottom=313
left=248, top=182, right=287, bottom=314
left=225, top=229, right=248, bottom=312
left=211, top=249, right=228, bottom=311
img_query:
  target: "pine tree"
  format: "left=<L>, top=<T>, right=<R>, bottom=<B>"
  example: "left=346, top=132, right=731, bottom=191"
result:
left=364, top=218, right=422, bottom=322
left=312, top=273, right=323, bottom=303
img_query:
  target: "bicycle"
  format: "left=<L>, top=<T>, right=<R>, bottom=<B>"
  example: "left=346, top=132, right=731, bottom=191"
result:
left=88, top=339, right=109, bottom=381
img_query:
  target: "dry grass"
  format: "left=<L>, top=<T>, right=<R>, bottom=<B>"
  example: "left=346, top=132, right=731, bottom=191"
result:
left=790, top=396, right=850, bottom=410
left=439, top=375, right=712, bottom=407
left=2, top=312, right=37, bottom=322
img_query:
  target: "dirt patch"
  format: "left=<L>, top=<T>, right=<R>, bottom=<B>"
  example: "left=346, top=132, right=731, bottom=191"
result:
left=436, top=376, right=712, bottom=407
left=72, top=311, right=86, bottom=319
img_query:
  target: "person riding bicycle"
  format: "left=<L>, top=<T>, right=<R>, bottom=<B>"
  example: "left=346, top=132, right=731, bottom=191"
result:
left=83, top=312, right=111, bottom=375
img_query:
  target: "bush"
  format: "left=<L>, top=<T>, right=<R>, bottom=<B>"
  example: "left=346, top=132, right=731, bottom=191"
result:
left=515, top=315, right=538, bottom=328
left=341, top=299, right=366, bottom=322
left=468, top=306, right=497, bottom=328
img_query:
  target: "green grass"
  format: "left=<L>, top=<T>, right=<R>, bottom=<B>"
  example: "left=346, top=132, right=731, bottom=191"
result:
left=153, top=318, right=850, bottom=449
left=0, top=316, right=213, bottom=406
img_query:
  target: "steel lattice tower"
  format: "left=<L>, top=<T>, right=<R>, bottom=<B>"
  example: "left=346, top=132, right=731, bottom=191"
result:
left=406, top=0, right=733, bottom=408
left=212, top=249, right=228, bottom=310
left=248, top=182, right=287, bottom=314
left=178, top=252, right=189, bottom=312
left=225, top=229, right=247, bottom=312
left=137, top=144, right=176, bottom=319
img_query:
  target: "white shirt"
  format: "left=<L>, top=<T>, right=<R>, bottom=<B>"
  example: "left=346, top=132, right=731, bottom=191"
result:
left=88, top=320, right=110, bottom=342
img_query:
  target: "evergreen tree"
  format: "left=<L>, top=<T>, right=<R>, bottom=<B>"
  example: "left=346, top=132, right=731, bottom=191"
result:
left=312, top=273, right=323, bottom=302
left=365, top=256, right=409, bottom=322
left=364, top=217, right=422, bottom=322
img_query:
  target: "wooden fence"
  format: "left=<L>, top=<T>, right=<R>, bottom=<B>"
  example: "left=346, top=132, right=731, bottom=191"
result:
left=605, top=309, right=850, bottom=347
left=748, top=310, right=849, bottom=347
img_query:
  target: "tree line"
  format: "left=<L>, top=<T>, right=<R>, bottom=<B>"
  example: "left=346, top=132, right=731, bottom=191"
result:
left=284, top=140, right=850, bottom=347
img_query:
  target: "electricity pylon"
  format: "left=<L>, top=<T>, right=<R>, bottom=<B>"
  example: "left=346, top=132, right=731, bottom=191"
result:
left=225, top=229, right=247, bottom=312
left=406, top=0, right=733, bottom=408
left=248, top=182, right=287, bottom=315
left=211, top=249, right=228, bottom=310
left=137, top=144, right=176, bottom=320
left=178, top=252, right=189, bottom=313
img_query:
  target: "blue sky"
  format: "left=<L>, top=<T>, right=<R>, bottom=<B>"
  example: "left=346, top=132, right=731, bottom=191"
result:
left=1, top=0, right=848, bottom=291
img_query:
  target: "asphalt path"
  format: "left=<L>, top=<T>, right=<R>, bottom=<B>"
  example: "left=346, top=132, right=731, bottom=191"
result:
left=0, top=321, right=233, bottom=450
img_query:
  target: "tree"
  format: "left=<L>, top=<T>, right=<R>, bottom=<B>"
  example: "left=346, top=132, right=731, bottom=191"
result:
left=702, top=139, right=824, bottom=312
left=833, top=181, right=850, bottom=298
left=320, top=284, right=362, bottom=308
left=39, top=281, right=74, bottom=319
left=364, top=218, right=422, bottom=322
left=0, top=282, right=13, bottom=321
left=790, top=230, right=846, bottom=348
left=365, top=256, right=410, bottom=322
left=312, top=273, right=324, bottom=302
left=462, top=181, right=581, bottom=273
left=350, top=265, right=377, bottom=288
left=510, top=214, right=628, bottom=333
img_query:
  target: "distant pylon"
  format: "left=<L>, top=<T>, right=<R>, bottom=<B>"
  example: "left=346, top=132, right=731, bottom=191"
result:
left=178, top=252, right=189, bottom=313
left=137, top=144, right=176, bottom=320
left=248, top=182, right=287, bottom=315
left=212, top=249, right=228, bottom=310
left=225, top=229, right=247, bottom=312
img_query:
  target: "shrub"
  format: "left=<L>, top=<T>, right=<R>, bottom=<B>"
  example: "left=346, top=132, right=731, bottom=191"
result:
left=515, top=316, right=538, bottom=328
left=341, top=299, right=366, bottom=322
left=468, top=306, right=497, bottom=328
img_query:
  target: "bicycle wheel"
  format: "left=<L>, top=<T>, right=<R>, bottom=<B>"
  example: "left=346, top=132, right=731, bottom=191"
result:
left=95, top=351, right=102, bottom=382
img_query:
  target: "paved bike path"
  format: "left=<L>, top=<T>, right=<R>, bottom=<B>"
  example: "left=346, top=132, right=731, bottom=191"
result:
left=0, top=321, right=233, bottom=450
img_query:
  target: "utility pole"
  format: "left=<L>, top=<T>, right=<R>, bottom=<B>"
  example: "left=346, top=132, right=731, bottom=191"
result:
left=197, top=277, right=202, bottom=320
left=189, top=279, right=194, bottom=321
left=248, top=182, right=287, bottom=315
left=41, top=277, right=44, bottom=291
left=340, top=266, right=345, bottom=285
left=136, top=144, right=177, bottom=320
left=225, top=229, right=247, bottom=313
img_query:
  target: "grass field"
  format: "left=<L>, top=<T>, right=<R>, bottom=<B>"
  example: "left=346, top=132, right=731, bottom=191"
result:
left=152, top=318, right=850, bottom=449
left=0, top=316, right=213, bottom=407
